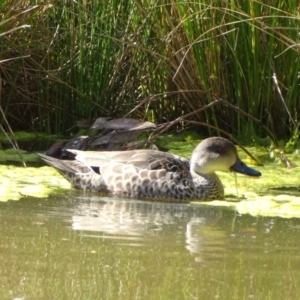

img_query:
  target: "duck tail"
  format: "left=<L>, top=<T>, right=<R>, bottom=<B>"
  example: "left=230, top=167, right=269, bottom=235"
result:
left=38, top=153, right=92, bottom=175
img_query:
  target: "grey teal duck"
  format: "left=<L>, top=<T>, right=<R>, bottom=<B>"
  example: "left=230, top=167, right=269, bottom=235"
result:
left=38, top=137, right=261, bottom=201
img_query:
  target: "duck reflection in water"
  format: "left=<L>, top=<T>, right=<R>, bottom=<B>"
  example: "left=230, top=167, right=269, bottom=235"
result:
left=71, top=197, right=225, bottom=261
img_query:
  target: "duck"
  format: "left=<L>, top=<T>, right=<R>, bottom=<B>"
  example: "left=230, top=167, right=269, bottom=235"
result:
left=38, top=136, right=261, bottom=201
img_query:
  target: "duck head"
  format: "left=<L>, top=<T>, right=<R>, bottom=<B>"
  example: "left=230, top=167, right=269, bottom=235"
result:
left=190, top=137, right=261, bottom=177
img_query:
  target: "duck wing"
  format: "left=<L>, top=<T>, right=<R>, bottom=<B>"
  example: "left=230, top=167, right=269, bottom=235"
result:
left=68, top=149, right=190, bottom=173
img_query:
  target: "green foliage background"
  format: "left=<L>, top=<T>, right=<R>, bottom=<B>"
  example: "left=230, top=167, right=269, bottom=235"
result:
left=0, top=0, right=299, bottom=141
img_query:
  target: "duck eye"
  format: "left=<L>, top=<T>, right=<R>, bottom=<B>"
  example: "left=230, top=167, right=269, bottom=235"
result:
left=216, top=147, right=225, bottom=154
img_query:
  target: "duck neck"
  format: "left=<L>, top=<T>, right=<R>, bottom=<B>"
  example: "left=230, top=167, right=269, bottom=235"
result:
left=190, top=170, right=224, bottom=200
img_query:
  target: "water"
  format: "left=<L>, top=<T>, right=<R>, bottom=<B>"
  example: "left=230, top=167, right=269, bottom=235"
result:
left=1, top=193, right=300, bottom=300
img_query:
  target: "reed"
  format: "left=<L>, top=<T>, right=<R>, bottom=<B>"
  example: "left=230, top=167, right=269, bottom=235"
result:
left=0, top=0, right=299, bottom=142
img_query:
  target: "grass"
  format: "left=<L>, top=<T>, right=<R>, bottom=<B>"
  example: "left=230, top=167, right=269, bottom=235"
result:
left=0, top=0, right=299, bottom=145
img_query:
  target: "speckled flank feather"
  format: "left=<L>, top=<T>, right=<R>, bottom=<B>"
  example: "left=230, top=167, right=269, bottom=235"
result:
left=38, top=137, right=261, bottom=201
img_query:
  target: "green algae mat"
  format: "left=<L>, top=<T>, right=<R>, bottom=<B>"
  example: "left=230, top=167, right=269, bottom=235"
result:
left=1, top=134, right=300, bottom=219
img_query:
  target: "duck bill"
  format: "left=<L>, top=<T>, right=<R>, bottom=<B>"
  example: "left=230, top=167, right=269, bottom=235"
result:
left=230, top=159, right=261, bottom=177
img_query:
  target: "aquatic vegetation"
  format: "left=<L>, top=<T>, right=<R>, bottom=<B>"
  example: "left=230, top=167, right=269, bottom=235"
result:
left=0, top=165, right=71, bottom=201
left=0, top=149, right=39, bottom=164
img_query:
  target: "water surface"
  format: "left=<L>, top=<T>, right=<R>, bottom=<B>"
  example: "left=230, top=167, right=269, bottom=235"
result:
left=1, top=193, right=300, bottom=299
